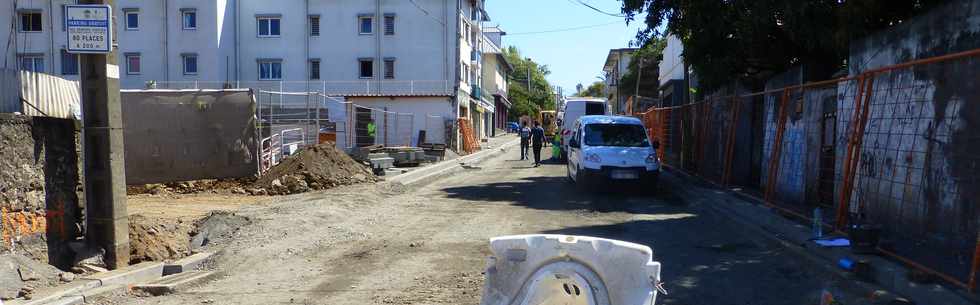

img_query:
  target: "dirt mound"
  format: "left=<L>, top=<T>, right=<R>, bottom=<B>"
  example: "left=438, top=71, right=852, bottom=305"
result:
left=127, top=178, right=254, bottom=196
left=188, top=211, right=252, bottom=251
left=128, top=215, right=194, bottom=264
left=254, top=143, right=378, bottom=195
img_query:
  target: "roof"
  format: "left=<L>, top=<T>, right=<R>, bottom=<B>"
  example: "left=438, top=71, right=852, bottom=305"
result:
left=602, top=48, right=638, bottom=72
left=577, top=115, right=643, bottom=125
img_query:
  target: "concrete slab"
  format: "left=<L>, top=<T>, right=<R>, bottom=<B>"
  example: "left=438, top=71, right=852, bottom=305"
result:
left=81, top=262, right=164, bottom=287
left=132, top=271, right=216, bottom=296
left=163, top=252, right=214, bottom=276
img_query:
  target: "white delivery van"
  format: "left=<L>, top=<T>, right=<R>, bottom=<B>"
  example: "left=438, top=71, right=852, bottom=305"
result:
left=566, top=115, right=660, bottom=188
left=559, top=98, right=608, bottom=160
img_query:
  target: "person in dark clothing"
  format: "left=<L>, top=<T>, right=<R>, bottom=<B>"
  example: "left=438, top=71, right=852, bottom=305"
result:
left=531, top=121, right=545, bottom=166
left=519, top=122, right=531, bottom=160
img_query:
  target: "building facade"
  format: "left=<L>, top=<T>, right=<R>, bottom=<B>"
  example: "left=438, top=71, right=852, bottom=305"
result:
left=601, top=47, right=635, bottom=114
left=658, top=34, right=687, bottom=107
left=480, top=26, right=510, bottom=137
left=2, top=0, right=493, bottom=149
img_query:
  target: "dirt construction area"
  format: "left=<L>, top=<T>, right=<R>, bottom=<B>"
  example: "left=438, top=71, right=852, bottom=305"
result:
left=101, top=145, right=878, bottom=305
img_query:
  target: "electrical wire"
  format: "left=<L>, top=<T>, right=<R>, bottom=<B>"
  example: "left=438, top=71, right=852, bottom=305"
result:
left=565, top=0, right=626, bottom=17
left=507, top=21, right=622, bottom=36
left=408, top=0, right=446, bottom=26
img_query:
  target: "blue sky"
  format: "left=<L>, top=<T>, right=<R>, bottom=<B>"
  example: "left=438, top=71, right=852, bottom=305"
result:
left=485, top=0, right=647, bottom=96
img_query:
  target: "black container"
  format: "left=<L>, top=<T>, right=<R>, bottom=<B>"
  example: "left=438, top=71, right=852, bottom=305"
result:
left=849, top=224, right=882, bottom=254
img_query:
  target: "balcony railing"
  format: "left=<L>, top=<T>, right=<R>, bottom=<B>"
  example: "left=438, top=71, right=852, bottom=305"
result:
left=144, top=80, right=453, bottom=96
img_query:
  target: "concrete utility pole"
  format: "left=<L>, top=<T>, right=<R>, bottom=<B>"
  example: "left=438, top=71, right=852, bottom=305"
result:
left=634, top=57, right=644, bottom=114
left=79, top=0, right=130, bottom=269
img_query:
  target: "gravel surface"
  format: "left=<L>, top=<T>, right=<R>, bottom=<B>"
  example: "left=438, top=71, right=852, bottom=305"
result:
left=101, top=145, right=869, bottom=305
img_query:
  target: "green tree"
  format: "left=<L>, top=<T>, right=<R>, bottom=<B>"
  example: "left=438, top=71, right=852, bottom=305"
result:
left=619, top=37, right=665, bottom=98
left=504, top=46, right=555, bottom=120
left=576, top=81, right=606, bottom=98
left=621, top=0, right=942, bottom=91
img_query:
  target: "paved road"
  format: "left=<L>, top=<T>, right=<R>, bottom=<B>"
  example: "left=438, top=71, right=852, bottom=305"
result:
left=105, top=145, right=860, bottom=305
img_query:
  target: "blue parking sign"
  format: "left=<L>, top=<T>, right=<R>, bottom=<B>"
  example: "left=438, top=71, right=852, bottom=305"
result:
left=65, top=5, right=112, bottom=54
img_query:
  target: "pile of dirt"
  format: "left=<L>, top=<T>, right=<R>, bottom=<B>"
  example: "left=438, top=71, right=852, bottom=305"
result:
left=128, top=215, right=195, bottom=264
left=254, top=143, right=378, bottom=195
left=127, top=178, right=255, bottom=196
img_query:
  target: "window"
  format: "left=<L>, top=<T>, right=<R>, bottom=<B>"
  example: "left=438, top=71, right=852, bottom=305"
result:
left=125, top=53, right=141, bottom=75
left=384, top=59, right=395, bottom=79
left=310, top=15, right=320, bottom=36
left=125, top=11, right=139, bottom=30
left=257, top=17, right=281, bottom=37
left=182, top=9, right=197, bottom=30
left=61, top=50, right=78, bottom=75
left=384, top=15, right=395, bottom=35
left=20, top=12, right=42, bottom=32
left=359, top=59, right=373, bottom=78
left=258, top=61, right=282, bottom=80
left=461, top=63, right=469, bottom=84
left=310, top=59, right=320, bottom=80
left=358, top=16, right=373, bottom=34
left=583, top=124, right=650, bottom=147
left=19, top=55, right=44, bottom=72
left=182, top=54, right=198, bottom=75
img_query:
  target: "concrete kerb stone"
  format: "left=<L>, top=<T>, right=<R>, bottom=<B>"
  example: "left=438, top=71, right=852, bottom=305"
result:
left=389, top=137, right=520, bottom=186
left=7, top=279, right=100, bottom=305
left=68, top=284, right=126, bottom=303
left=132, top=271, right=217, bottom=296
left=163, top=252, right=214, bottom=276
left=80, top=261, right=164, bottom=288
left=666, top=167, right=975, bottom=305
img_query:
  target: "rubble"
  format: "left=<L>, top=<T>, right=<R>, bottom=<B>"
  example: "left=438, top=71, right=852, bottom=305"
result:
left=129, top=215, right=195, bottom=264
left=0, top=253, right=63, bottom=300
left=254, top=142, right=378, bottom=195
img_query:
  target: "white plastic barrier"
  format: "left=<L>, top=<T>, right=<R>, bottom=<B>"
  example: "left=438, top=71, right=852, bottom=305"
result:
left=480, top=234, right=663, bottom=305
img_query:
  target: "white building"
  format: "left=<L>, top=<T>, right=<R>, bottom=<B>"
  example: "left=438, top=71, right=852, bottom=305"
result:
left=1, top=0, right=493, bottom=149
left=658, top=34, right=687, bottom=107
left=480, top=25, right=510, bottom=138
left=601, top=47, right=636, bottom=114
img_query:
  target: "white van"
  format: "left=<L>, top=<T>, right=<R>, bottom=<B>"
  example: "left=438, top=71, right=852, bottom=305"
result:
left=559, top=98, right=608, bottom=160
left=566, top=115, right=660, bottom=188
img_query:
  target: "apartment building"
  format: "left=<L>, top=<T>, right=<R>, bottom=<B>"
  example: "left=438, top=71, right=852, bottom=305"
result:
left=481, top=26, right=511, bottom=137
left=601, top=47, right=636, bottom=114
left=2, top=0, right=492, bottom=148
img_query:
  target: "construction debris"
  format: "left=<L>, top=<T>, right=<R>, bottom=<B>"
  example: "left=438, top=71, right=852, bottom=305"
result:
left=254, top=142, right=378, bottom=195
left=128, top=215, right=195, bottom=264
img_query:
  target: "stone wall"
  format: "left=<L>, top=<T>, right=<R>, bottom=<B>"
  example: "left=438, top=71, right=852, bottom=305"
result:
left=0, top=114, right=82, bottom=268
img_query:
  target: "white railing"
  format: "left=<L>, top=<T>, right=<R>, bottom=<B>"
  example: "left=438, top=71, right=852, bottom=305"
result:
left=145, top=80, right=453, bottom=96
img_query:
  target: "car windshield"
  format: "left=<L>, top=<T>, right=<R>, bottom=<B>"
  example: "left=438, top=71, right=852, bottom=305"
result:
left=584, top=124, right=649, bottom=147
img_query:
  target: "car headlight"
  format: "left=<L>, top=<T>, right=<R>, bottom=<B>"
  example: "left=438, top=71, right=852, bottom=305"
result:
left=585, top=153, right=602, bottom=163
left=645, top=153, right=659, bottom=164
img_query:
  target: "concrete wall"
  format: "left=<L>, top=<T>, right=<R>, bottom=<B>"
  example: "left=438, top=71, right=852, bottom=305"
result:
left=0, top=114, right=81, bottom=268
left=121, top=90, right=258, bottom=184
left=349, top=96, right=453, bottom=146
left=841, top=0, right=980, bottom=277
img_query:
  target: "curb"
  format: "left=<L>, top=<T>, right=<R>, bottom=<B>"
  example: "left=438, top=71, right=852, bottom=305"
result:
left=163, top=252, right=214, bottom=276
left=389, top=137, right=520, bottom=186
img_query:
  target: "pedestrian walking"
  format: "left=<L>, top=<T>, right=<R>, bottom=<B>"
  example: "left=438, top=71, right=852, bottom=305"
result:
left=531, top=121, right=545, bottom=166
left=519, top=122, right=531, bottom=160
